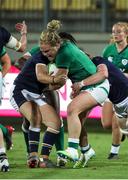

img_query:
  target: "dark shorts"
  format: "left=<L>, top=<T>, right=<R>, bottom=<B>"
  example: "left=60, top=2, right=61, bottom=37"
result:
left=10, top=85, right=47, bottom=111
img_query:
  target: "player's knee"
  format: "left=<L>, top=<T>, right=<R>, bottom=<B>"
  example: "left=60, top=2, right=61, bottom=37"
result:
left=22, top=118, right=30, bottom=132
left=44, top=119, right=61, bottom=131
left=67, top=103, right=78, bottom=116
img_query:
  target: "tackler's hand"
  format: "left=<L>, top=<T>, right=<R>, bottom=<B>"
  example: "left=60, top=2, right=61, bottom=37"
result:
left=15, top=21, right=27, bottom=35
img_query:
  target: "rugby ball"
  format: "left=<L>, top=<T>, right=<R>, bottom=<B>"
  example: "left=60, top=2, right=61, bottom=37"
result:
left=48, top=63, right=59, bottom=76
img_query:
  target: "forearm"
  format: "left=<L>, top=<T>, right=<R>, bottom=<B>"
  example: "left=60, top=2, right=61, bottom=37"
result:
left=72, top=63, right=108, bottom=94
left=18, top=33, right=27, bottom=52
left=80, top=72, right=106, bottom=87
left=80, top=64, right=108, bottom=87
left=1, top=54, right=11, bottom=77
left=16, top=20, right=27, bottom=52
left=37, top=74, right=54, bottom=84
left=36, top=64, right=67, bottom=85
left=1, top=64, right=11, bottom=77
left=37, top=74, right=65, bottom=87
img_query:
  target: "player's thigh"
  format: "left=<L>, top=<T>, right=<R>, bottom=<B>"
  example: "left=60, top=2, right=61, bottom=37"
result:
left=43, top=90, right=60, bottom=113
left=67, top=81, right=109, bottom=115
left=19, top=101, right=42, bottom=126
left=67, top=91, right=98, bottom=115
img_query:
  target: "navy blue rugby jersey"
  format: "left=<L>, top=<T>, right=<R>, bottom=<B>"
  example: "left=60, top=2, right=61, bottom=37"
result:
left=14, top=51, right=50, bottom=94
left=0, top=26, right=11, bottom=54
left=92, top=56, right=128, bottom=104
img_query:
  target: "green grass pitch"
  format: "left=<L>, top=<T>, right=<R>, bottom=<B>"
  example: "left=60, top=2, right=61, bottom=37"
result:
left=1, top=130, right=128, bottom=179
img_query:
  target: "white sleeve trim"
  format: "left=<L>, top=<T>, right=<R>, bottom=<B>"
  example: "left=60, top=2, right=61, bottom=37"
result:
left=6, top=36, right=21, bottom=51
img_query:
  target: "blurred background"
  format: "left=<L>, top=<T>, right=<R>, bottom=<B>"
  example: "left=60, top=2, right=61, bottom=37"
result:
left=1, top=0, right=127, bottom=129
left=1, top=0, right=128, bottom=61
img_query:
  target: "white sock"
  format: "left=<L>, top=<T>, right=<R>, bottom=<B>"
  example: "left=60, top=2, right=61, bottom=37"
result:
left=110, top=144, right=120, bottom=154
left=0, top=147, right=6, bottom=154
left=29, top=126, right=40, bottom=132
left=68, top=138, right=79, bottom=143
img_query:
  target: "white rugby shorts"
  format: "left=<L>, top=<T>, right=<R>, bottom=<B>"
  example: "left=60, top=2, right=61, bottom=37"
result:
left=82, top=79, right=110, bottom=105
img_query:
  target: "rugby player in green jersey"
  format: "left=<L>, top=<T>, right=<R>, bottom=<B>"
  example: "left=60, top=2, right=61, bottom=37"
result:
left=102, top=22, right=128, bottom=159
left=39, top=19, right=110, bottom=164
left=14, top=32, right=77, bottom=168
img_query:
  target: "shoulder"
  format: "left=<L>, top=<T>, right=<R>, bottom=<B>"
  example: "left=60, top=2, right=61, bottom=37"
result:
left=105, top=43, right=115, bottom=50
left=32, top=51, right=49, bottom=64
left=0, top=26, right=11, bottom=48
left=29, top=46, right=40, bottom=56
left=102, top=44, right=115, bottom=56
left=0, top=26, right=11, bottom=39
left=0, top=47, right=6, bottom=57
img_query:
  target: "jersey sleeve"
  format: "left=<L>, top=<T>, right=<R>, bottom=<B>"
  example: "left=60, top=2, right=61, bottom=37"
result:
left=32, top=52, right=49, bottom=66
left=29, top=46, right=40, bottom=56
left=0, top=47, right=6, bottom=58
left=55, top=51, right=72, bottom=69
left=0, top=26, right=11, bottom=44
left=102, top=47, right=108, bottom=58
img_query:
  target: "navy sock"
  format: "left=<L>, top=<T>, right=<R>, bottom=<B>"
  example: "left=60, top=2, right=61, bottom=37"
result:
left=28, top=130, right=40, bottom=153
left=41, top=131, right=58, bottom=156
left=22, top=131, right=29, bottom=154
left=81, top=144, right=91, bottom=154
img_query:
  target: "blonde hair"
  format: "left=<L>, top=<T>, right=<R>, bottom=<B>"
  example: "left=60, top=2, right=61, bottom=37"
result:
left=40, top=20, right=62, bottom=46
left=110, top=22, right=128, bottom=43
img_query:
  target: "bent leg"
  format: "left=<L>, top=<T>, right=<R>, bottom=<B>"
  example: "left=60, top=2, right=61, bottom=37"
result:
left=58, top=92, right=98, bottom=161
left=67, top=91, right=98, bottom=139
left=39, top=104, right=61, bottom=167
left=20, top=102, right=42, bottom=167
left=43, top=90, right=64, bottom=151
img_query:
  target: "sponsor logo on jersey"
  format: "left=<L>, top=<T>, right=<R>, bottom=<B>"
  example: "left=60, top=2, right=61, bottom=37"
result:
left=108, top=56, right=113, bottom=62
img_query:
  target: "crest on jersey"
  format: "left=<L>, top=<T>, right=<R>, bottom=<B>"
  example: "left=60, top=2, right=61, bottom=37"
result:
left=122, top=59, right=128, bottom=66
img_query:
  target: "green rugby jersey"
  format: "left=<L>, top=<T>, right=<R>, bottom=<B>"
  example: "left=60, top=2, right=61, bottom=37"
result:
left=0, top=47, right=6, bottom=58
left=102, top=43, right=128, bottom=73
left=29, top=46, right=40, bottom=56
left=0, top=47, right=6, bottom=71
left=55, top=41, right=97, bottom=84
